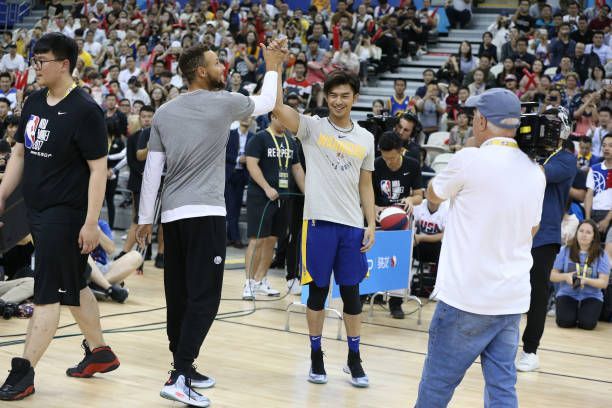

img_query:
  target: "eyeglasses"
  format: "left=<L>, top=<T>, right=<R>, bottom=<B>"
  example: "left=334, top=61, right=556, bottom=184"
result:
left=30, top=57, right=64, bottom=69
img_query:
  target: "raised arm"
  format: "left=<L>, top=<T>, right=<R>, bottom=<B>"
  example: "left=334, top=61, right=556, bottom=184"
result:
left=272, top=63, right=300, bottom=134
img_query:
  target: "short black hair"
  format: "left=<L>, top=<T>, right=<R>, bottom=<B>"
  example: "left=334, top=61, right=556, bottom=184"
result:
left=394, top=78, right=406, bottom=85
left=516, top=36, right=528, bottom=46
left=323, top=70, right=360, bottom=96
left=0, top=72, right=11, bottom=81
left=105, top=93, right=118, bottom=100
left=140, top=105, right=155, bottom=114
left=599, top=106, right=612, bottom=115
left=4, top=115, right=19, bottom=126
left=0, top=97, right=10, bottom=106
left=178, top=43, right=210, bottom=84
left=378, top=131, right=403, bottom=151
left=602, top=134, right=612, bottom=144
left=33, top=32, right=78, bottom=72
left=293, top=60, right=307, bottom=70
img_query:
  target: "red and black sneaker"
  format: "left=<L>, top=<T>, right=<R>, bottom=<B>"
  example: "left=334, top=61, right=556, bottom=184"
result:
left=66, top=339, right=120, bottom=378
left=0, top=357, right=35, bottom=401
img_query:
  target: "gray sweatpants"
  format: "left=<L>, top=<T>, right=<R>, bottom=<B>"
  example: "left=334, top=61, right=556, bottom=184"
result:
left=0, top=278, right=34, bottom=303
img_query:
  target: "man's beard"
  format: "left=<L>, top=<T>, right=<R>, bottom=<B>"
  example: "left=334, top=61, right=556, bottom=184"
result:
left=210, top=78, right=225, bottom=90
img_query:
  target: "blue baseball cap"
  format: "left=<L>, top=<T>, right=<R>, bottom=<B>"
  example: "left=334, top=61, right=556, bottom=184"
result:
left=465, top=88, right=521, bottom=130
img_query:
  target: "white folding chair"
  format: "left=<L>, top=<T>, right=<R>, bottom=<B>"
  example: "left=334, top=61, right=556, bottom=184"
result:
left=431, top=153, right=454, bottom=173
left=427, top=131, right=450, bottom=147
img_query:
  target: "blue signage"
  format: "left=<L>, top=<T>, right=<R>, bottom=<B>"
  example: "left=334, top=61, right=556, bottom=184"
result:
left=300, top=229, right=413, bottom=303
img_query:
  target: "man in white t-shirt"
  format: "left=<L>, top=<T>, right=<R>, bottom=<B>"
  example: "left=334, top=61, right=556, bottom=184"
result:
left=416, top=89, right=546, bottom=407
left=585, top=31, right=612, bottom=66
left=0, top=44, right=26, bottom=72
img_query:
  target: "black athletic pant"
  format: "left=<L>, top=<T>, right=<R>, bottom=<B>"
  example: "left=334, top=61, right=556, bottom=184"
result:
left=555, top=296, right=603, bottom=330
left=522, top=244, right=560, bottom=354
left=105, top=177, right=118, bottom=229
left=286, top=195, right=304, bottom=281
left=163, top=216, right=226, bottom=372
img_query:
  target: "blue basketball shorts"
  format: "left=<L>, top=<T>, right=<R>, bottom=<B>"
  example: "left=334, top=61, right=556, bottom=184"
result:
left=300, top=220, right=368, bottom=288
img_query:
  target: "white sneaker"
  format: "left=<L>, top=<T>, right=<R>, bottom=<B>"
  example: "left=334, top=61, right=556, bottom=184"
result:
left=255, top=278, right=281, bottom=297
left=242, top=279, right=255, bottom=300
left=547, top=308, right=556, bottom=317
left=160, top=372, right=210, bottom=407
left=287, top=278, right=302, bottom=295
left=515, top=351, right=539, bottom=372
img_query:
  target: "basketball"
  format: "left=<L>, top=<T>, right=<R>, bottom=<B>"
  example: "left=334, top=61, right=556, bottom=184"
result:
left=379, top=207, right=408, bottom=231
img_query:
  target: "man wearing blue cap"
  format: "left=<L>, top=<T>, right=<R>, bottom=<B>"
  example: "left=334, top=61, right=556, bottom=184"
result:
left=415, top=89, right=546, bottom=407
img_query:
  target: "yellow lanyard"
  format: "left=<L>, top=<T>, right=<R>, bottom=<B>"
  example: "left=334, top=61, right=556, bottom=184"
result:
left=484, top=139, right=519, bottom=149
left=578, top=257, right=590, bottom=279
left=268, top=127, right=290, bottom=169
left=47, top=82, right=77, bottom=100
left=543, top=147, right=562, bottom=165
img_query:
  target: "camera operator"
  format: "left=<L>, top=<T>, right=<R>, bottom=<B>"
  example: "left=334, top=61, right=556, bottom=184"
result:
left=517, top=136, right=577, bottom=372
left=369, top=131, right=423, bottom=318
left=395, top=112, right=425, bottom=161
left=416, top=89, right=545, bottom=407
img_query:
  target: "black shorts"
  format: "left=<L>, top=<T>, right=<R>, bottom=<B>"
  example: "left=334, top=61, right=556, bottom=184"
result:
left=30, top=222, right=88, bottom=306
left=247, top=195, right=289, bottom=238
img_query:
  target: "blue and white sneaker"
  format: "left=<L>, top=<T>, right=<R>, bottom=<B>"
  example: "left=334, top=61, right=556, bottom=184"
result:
left=307, top=349, right=327, bottom=384
left=160, top=371, right=210, bottom=407
left=189, top=365, right=216, bottom=389
left=343, top=350, right=369, bottom=388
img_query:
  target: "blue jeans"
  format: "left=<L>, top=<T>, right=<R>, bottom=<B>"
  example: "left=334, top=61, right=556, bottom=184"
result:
left=416, top=301, right=521, bottom=408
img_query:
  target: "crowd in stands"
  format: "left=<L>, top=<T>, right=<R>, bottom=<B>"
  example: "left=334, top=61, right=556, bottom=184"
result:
left=0, top=0, right=610, bottom=324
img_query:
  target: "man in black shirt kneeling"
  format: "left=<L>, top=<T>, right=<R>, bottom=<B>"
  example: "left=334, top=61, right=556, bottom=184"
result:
left=0, top=33, right=119, bottom=402
left=370, top=131, right=423, bottom=319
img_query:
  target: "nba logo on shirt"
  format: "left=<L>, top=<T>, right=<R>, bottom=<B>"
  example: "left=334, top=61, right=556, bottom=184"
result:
left=24, top=115, right=40, bottom=149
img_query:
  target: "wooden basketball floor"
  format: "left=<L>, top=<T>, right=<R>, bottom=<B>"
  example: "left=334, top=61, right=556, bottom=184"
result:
left=1, top=260, right=611, bottom=407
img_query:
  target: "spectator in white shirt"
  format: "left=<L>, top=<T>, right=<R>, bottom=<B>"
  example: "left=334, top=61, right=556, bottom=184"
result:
left=124, top=77, right=150, bottom=106
left=83, top=30, right=102, bottom=58
left=0, top=44, right=26, bottom=72
left=118, top=55, right=141, bottom=86
left=55, top=16, right=74, bottom=38
left=84, top=18, right=107, bottom=44
left=586, top=31, right=612, bottom=66
left=0, top=72, right=18, bottom=109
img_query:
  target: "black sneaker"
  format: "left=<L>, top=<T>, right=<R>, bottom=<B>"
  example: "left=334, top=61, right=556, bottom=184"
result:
left=107, top=284, right=129, bottom=303
left=343, top=350, right=369, bottom=388
left=189, top=365, right=215, bottom=389
left=0, top=301, right=17, bottom=320
left=0, top=357, right=35, bottom=401
left=66, top=340, right=120, bottom=378
left=389, top=298, right=405, bottom=319
left=308, top=349, right=327, bottom=384
left=154, top=253, right=165, bottom=269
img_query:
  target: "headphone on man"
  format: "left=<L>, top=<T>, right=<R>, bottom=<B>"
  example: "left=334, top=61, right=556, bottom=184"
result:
left=399, top=111, right=423, bottom=137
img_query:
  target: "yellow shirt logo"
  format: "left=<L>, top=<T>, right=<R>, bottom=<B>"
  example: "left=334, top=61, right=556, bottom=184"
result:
left=316, top=133, right=366, bottom=160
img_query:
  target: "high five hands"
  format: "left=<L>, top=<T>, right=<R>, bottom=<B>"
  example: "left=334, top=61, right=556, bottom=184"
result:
left=260, top=37, right=289, bottom=69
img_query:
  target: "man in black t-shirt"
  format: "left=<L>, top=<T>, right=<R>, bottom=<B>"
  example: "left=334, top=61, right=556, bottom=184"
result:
left=242, top=113, right=305, bottom=300
left=0, top=33, right=119, bottom=402
left=513, top=0, right=535, bottom=36
left=136, top=112, right=165, bottom=269
left=115, top=105, right=154, bottom=259
left=370, top=131, right=423, bottom=319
